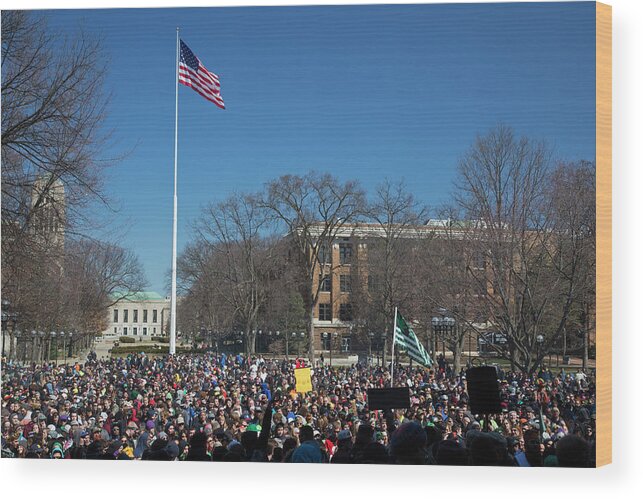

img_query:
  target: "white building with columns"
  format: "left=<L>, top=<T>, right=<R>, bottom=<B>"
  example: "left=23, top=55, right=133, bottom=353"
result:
left=102, top=292, right=170, bottom=339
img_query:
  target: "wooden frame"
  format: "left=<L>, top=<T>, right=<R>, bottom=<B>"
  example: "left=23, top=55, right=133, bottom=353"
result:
left=596, top=1, right=612, bottom=467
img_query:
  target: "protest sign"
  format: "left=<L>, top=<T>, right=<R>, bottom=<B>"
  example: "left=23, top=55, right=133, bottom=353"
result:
left=294, top=367, right=313, bottom=393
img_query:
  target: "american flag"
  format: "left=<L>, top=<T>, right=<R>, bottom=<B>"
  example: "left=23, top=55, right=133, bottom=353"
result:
left=178, top=40, right=225, bottom=109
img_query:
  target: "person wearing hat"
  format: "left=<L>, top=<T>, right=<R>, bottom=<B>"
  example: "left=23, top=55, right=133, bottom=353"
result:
left=50, top=441, right=65, bottom=459
left=134, top=420, right=156, bottom=459
left=330, top=429, right=353, bottom=464
left=69, top=430, right=90, bottom=459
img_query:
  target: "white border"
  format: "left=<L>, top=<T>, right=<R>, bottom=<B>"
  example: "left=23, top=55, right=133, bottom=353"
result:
left=1, top=1, right=640, bottom=497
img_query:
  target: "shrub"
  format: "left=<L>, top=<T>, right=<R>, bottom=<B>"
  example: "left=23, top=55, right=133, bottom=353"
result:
left=109, top=345, right=204, bottom=356
left=119, top=336, right=136, bottom=343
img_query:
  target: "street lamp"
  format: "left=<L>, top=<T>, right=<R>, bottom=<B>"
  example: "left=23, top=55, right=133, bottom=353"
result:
left=30, top=330, right=36, bottom=363
left=432, top=314, right=455, bottom=361
left=68, top=331, right=74, bottom=360
left=445, top=317, right=455, bottom=358
left=1, top=300, right=18, bottom=359
left=431, top=317, right=439, bottom=361
left=322, top=332, right=331, bottom=367
left=536, top=334, right=544, bottom=370
left=13, top=330, right=22, bottom=363
left=236, top=331, right=244, bottom=355
left=51, top=331, right=57, bottom=365
left=273, top=330, right=281, bottom=357
left=299, top=331, right=305, bottom=357
left=38, top=331, right=46, bottom=362
left=59, top=332, right=66, bottom=364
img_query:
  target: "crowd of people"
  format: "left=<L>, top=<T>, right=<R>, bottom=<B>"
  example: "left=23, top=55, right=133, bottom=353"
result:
left=1, top=352, right=596, bottom=466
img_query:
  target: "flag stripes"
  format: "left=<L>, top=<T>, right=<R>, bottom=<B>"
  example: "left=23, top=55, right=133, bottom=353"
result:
left=178, top=40, right=225, bottom=109
left=394, top=312, right=433, bottom=367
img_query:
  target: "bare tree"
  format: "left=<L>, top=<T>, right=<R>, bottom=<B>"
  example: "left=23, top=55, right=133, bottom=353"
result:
left=185, top=194, right=281, bottom=355
left=59, top=240, right=146, bottom=354
left=261, top=172, right=366, bottom=361
left=547, top=161, right=596, bottom=369
left=2, top=11, right=111, bottom=249
left=5, top=237, right=146, bottom=360
left=410, top=208, right=486, bottom=372
left=352, top=179, right=428, bottom=364
left=262, top=290, right=307, bottom=356
left=455, top=125, right=595, bottom=373
left=177, top=239, right=236, bottom=343
left=2, top=11, right=123, bottom=356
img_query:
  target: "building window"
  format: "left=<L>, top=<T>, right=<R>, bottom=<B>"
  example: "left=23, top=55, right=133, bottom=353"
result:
left=123, top=310, right=129, bottom=323
left=341, top=335, right=351, bottom=352
left=339, top=303, right=353, bottom=321
left=339, top=243, right=353, bottom=264
left=133, top=309, right=138, bottom=323
left=153, top=309, right=158, bottom=323
left=153, top=327, right=157, bottom=334
left=143, top=327, right=147, bottom=335
left=318, top=243, right=331, bottom=264
left=143, top=309, right=148, bottom=323
left=113, top=309, right=119, bottom=323
left=320, top=274, right=331, bottom=292
left=123, top=327, right=128, bottom=335
left=319, top=303, right=332, bottom=321
left=113, top=327, right=117, bottom=336
left=133, top=327, right=138, bottom=335
left=340, top=275, right=351, bottom=293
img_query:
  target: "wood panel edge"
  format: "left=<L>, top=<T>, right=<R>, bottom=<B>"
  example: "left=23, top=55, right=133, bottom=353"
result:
left=595, top=0, right=612, bottom=468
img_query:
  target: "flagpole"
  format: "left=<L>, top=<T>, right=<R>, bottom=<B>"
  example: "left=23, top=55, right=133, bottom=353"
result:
left=170, top=27, right=179, bottom=356
left=391, top=307, right=397, bottom=387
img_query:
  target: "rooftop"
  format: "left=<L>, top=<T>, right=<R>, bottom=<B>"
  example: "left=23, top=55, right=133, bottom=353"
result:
left=110, top=291, right=167, bottom=302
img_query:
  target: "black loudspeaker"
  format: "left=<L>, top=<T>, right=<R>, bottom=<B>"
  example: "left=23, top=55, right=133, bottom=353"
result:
left=466, top=366, right=502, bottom=414
left=367, top=387, right=411, bottom=410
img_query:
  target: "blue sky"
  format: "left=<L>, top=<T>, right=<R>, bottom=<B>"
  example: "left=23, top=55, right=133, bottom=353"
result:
left=44, top=2, right=596, bottom=294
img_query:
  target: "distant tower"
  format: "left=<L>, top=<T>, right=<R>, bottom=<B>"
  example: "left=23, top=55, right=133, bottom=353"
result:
left=30, top=175, right=66, bottom=251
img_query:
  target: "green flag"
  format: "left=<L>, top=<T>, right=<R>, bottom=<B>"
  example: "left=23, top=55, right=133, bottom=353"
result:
left=394, top=311, right=433, bottom=367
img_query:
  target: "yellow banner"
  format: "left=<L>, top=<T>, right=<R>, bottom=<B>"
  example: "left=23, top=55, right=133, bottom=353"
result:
left=294, top=367, right=313, bottom=393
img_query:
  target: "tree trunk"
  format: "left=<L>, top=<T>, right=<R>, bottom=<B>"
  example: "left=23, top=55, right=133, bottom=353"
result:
left=382, top=335, right=387, bottom=368
left=8, top=331, right=15, bottom=360
left=453, top=340, right=463, bottom=374
left=508, top=338, right=518, bottom=372
left=246, top=328, right=256, bottom=355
